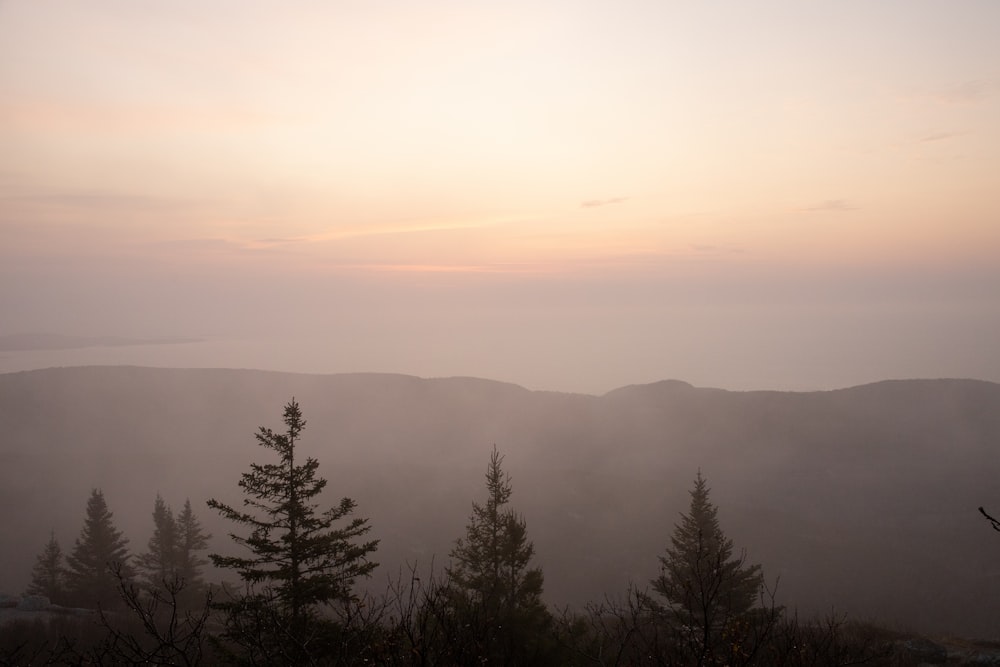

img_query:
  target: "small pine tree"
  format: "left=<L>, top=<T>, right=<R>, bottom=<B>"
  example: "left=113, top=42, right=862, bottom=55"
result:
left=175, top=498, right=211, bottom=600
left=652, top=471, right=764, bottom=659
left=26, top=531, right=66, bottom=604
left=136, top=494, right=178, bottom=589
left=446, top=445, right=554, bottom=664
left=207, top=399, right=378, bottom=660
left=65, top=489, right=132, bottom=609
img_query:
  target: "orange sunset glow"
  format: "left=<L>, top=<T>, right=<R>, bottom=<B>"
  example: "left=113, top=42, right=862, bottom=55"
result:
left=2, top=1, right=998, bottom=392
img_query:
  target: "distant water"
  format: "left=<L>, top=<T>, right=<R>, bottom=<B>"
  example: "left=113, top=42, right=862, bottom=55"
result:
left=0, top=337, right=313, bottom=376
left=0, top=335, right=534, bottom=389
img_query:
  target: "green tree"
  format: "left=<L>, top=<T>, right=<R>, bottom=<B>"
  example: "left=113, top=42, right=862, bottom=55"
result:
left=207, top=399, right=378, bottom=661
left=136, top=494, right=178, bottom=589
left=446, top=445, right=555, bottom=664
left=65, top=489, right=132, bottom=609
left=652, top=471, right=764, bottom=663
left=26, top=531, right=67, bottom=604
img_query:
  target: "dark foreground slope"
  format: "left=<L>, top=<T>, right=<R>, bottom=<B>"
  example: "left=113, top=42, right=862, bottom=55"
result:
left=1, top=367, right=999, bottom=636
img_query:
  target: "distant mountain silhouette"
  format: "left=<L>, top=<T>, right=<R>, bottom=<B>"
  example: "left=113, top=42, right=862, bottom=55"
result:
left=1, top=367, right=999, bottom=635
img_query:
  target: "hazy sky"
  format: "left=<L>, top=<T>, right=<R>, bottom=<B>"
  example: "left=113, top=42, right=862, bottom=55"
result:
left=2, top=1, right=998, bottom=393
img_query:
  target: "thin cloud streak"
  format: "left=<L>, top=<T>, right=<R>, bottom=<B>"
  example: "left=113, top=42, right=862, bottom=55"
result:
left=690, top=244, right=746, bottom=255
left=581, top=197, right=629, bottom=209
left=797, top=199, right=858, bottom=213
left=300, top=214, right=543, bottom=244
left=149, top=237, right=308, bottom=258
left=919, top=131, right=964, bottom=143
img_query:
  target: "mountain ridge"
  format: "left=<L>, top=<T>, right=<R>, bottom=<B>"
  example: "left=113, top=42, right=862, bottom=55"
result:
left=2, top=366, right=998, bottom=636
left=9, top=363, right=993, bottom=395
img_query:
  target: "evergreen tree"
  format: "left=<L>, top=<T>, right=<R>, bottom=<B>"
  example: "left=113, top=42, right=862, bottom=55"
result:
left=652, top=471, right=764, bottom=660
left=136, top=494, right=178, bottom=589
left=175, top=498, right=211, bottom=599
left=65, top=489, right=132, bottom=609
left=446, top=445, right=554, bottom=664
left=207, top=399, right=378, bottom=661
left=26, top=531, right=66, bottom=604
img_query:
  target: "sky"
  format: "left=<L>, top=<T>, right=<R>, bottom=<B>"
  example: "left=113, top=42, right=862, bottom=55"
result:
left=1, top=1, right=998, bottom=394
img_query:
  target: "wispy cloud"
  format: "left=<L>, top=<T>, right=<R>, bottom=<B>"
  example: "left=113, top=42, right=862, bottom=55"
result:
left=344, top=263, right=502, bottom=274
left=929, top=80, right=995, bottom=106
left=690, top=243, right=745, bottom=254
left=581, top=197, right=629, bottom=209
left=797, top=199, right=857, bottom=213
left=151, top=237, right=290, bottom=256
left=300, top=214, right=532, bottom=244
left=918, top=131, right=964, bottom=143
left=254, top=238, right=302, bottom=245
left=153, top=238, right=241, bottom=251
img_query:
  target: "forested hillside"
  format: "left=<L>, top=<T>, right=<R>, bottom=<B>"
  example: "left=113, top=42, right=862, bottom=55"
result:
left=2, top=366, right=999, bottom=636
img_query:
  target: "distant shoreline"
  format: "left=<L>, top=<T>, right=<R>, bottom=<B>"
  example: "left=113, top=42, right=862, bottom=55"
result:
left=0, top=334, right=202, bottom=352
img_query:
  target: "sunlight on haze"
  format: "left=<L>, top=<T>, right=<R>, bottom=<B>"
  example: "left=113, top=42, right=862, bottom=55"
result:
left=2, top=1, right=998, bottom=392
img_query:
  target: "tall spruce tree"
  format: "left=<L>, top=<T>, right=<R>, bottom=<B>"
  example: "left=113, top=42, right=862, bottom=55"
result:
left=26, top=531, right=67, bottom=604
left=207, top=399, right=378, bottom=659
left=446, top=445, right=554, bottom=664
left=175, top=498, right=211, bottom=600
left=136, top=494, right=178, bottom=589
left=652, top=472, right=764, bottom=659
left=65, top=489, right=132, bottom=609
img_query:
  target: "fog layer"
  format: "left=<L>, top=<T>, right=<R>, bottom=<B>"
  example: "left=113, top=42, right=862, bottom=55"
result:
left=2, top=367, right=998, bottom=636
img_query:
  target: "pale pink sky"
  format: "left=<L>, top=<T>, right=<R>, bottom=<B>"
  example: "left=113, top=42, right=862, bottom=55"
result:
left=1, top=1, right=998, bottom=392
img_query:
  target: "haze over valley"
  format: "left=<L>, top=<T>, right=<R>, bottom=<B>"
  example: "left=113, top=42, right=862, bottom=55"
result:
left=3, top=367, right=1000, bottom=638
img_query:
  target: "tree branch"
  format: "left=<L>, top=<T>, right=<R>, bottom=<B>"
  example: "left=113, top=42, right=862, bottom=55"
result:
left=979, top=506, right=1000, bottom=532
